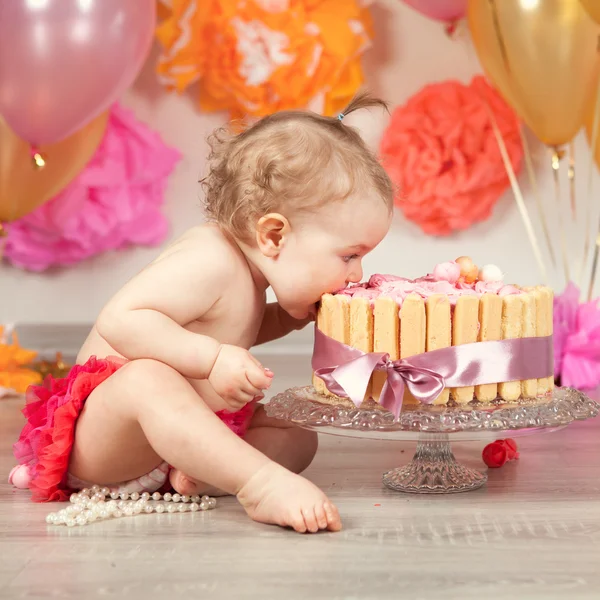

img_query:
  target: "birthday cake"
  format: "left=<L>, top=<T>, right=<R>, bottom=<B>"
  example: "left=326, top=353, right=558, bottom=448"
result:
left=312, top=257, right=554, bottom=411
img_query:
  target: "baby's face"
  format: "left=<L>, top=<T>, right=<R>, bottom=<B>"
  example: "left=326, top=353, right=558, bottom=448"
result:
left=272, top=195, right=392, bottom=319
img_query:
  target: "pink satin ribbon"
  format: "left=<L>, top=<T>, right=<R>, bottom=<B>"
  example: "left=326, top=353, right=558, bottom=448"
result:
left=312, top=327, right=554, bottom=418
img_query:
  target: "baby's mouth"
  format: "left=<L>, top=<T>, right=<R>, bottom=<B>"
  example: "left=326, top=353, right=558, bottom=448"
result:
left=332, top=284, right=348, bottom=294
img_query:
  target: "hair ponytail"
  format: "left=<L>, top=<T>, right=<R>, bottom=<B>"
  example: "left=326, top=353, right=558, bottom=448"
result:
left=337, top=91, right=389, bottom=121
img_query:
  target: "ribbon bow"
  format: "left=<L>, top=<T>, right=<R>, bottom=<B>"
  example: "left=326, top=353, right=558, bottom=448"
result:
left=312, top=327, right=554, bottom=419
left=314, top=351, right=445, bottom=418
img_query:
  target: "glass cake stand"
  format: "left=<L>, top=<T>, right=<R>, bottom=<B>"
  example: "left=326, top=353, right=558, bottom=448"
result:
left=265, top=386, right=600, bottom=494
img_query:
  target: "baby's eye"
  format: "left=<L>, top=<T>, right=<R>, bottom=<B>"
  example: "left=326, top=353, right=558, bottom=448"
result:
left=342, top=254, right=359, bottom=263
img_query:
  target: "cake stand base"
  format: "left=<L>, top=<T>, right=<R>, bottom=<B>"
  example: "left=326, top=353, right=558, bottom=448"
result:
left=265, top=385, right=600, bottom=494
left=383, top=433, right=486, bottom=493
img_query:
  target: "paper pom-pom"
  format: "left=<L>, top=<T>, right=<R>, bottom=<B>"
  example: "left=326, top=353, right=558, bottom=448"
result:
left=380, top=76, right=523, bottom=236
left=0, top=325, right=41, bottom=396
left=3, top=105, right=181, bottom=272
left=155, top=0, right=372, bottom=117
left=553, top=282, right=600, bottom=390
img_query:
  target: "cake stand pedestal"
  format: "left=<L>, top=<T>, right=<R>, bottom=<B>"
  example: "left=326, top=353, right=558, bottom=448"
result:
left=265, top=386, right=599, bottom=494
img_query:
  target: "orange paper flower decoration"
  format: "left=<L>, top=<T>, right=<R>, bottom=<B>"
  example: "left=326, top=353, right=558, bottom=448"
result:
left=380, top=76, right=523, bottom=236
left=156, top=0, right=372, bottom=117
left=0, top=326, right=41, bottom=396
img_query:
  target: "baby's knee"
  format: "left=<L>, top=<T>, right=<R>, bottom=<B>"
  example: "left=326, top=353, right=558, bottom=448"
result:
left=121, top=358, right=182, bottom=393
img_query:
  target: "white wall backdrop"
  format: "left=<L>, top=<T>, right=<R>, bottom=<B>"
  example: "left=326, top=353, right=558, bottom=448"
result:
left=1, top=0, right=596, bottom=325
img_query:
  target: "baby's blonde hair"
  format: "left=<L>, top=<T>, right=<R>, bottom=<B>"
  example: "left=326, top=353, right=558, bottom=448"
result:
left=201, top=93, right=394, bottom=242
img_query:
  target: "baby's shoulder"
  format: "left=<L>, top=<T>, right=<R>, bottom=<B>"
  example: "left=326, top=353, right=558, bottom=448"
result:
left=153, top=224, right=238, bottom=276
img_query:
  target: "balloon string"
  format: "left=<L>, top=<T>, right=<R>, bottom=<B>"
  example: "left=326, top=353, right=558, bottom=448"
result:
left=585, top=77, right=600, bottom=300
left=485, top=105, right=548, bottom=284
left=588, top=231, right=600, bottom=302
left=519, top=126, right=556, bottom=270
left=568, top=141, right=576, bottom=220
left=551, top=150, right=570, bottom=285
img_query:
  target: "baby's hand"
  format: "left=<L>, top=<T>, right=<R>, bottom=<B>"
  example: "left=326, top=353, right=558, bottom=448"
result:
left=208, top=344, right=273, bottom=411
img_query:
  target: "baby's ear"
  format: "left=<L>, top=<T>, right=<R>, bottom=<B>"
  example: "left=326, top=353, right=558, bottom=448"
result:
left=255, top=213, right=290, bottom=257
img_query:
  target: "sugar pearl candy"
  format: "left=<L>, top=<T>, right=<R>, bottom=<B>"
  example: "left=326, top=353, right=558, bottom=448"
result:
left=478, top=264, right=504, bottom=283
left=432, top=261, right=461, bottom=283
left=455, top=256, right=479, bottom=283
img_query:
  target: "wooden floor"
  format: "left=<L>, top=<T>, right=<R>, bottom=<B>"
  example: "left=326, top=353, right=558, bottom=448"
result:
left=2, top=354, right=600, bottom=599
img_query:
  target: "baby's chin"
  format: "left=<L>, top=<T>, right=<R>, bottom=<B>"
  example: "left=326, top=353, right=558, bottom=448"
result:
left=286, top=304, right=317, bottom=320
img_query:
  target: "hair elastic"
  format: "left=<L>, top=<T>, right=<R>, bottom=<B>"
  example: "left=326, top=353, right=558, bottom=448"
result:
left=337, top=112, right=345, bottom=122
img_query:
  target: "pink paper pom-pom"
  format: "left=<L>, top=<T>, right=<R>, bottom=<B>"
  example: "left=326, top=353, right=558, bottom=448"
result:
left=554, top=282, right=600, bottom=390
left=3, top=104, right=181, bottom=271
left=380, top=76, right=523, bottom=236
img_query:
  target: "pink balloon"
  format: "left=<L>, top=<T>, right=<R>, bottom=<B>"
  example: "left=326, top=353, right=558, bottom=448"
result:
left=0, top=0, right=156, bottom=145
left=401, top=0, right=467, bottom=22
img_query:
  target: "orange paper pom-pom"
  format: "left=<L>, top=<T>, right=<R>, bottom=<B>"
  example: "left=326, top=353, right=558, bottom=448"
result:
left=380, top=76, right=523, bottom=236
left=0, top=325, right=41, bottom=396
left=156, top=0, right=372, bottom=118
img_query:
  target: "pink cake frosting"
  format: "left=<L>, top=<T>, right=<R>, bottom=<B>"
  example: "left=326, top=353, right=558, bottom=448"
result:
left=336, top=261, right=521, bottom=307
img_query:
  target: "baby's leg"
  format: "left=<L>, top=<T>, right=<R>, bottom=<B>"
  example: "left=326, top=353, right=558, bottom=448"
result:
left=69, top=359, right=341, bottom=533
left=171, top=406, right=318, bottom=496
left=245, top=406, right=319, bottom=472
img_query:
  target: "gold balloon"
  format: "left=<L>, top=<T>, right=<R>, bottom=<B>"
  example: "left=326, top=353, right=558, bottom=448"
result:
left=0, top=112, right=109, bottom=222
left=468, top=0, right=600, bottom=147
left=581, top=0, right=600, bottom=25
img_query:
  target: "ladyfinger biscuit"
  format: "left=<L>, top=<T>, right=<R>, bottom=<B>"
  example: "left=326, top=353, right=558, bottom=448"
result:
left=426, top=294, right=451, bottom=405
left=521, top=292, right=538, bottom=398
left=313, top=294, right=349, bottom=395
left=350, top=297, right=374, bottom=401
left=542, top=287, right=554, bottom=395
left=475, top=293, right=503, bottom=401
left=400, top=294, right=426, bottom=406
left=372, top=297, right=400, bottom=402
left=450, top=296, right=479, bottom=404
left=498, top=295, right=524, bottom=401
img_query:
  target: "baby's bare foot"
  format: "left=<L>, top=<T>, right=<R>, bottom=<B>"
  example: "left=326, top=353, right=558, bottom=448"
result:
left=169, top=469, right=229, bottom=497
left=237, top=463, right=342, bottom=533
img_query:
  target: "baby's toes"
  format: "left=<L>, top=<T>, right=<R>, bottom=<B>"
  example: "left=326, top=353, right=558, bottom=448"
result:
left=289, top=511, right=308, bottom=533
left=314, top=503, right=328, bottom=530
left=169, top=469, right=201, bottom=497
left=301, top=507, right=320, bottom=533
left=324, top=501, right=342, bottom=532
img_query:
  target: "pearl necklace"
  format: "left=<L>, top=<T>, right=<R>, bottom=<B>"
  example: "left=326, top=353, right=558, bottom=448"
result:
left=45, top=485, right=217, bottom=527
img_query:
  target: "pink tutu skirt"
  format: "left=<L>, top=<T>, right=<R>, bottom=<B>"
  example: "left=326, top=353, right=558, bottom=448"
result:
left=12, top=356, right=256, bottom=502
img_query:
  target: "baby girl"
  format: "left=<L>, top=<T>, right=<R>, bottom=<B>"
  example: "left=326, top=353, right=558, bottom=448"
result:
left=11, top=93, right=394, bottom=533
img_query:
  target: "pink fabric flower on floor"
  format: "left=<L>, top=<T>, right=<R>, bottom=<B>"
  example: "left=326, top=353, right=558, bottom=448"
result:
left=3, top=105, right=181, bottom=271
left=553, top=283, right=600, bottom=390
left=380, top=76, right=523, bottom=236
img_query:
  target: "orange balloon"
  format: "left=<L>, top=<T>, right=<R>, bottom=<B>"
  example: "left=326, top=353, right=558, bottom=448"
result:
left=581, top=0, right=600, bottom=25
left=468, top=0, right=600, bottom=147
left=0, top=111, right=109, bottom=222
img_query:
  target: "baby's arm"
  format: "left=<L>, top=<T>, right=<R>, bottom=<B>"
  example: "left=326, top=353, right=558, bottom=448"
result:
left=97, top=249, right=227, bottom=379
left=254, top=303, right=313, bottom=346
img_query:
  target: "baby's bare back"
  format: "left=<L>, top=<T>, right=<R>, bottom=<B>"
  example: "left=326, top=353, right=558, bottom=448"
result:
left=78, top=225, right=266, bottom=407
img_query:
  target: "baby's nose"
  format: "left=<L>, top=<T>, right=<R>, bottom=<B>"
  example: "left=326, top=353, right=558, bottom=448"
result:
left=347, top=264, right=363, bottom=284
